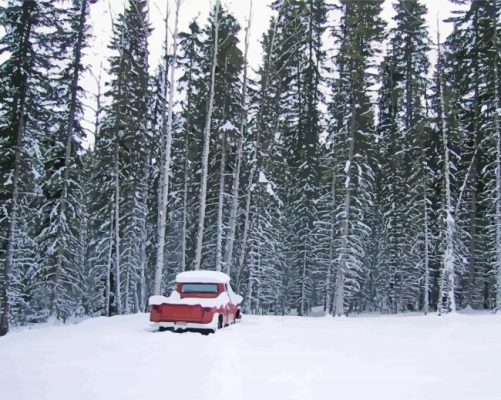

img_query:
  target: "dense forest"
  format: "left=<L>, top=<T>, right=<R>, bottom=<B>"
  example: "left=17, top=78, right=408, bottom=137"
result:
left=0, top=0, right=500, bottom=336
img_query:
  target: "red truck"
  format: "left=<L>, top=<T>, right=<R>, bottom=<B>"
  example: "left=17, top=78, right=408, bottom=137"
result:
left=149, top=271, right=242, bottom=334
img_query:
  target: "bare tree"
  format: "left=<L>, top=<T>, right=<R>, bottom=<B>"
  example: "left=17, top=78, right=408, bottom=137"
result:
left=154, top=0, right=180, bottom=295
left=194, top=0, right=221, bottom=270
left=223, top=0, right=252, bottom=274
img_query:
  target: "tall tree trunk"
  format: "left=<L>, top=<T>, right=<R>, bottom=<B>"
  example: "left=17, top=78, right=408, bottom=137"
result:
left=237, top=170, right=254, bottom=287
left=423, top=170, right=430, bottom=315
left=105, top=202, right=114, bottom=317
left=224, top=131, right=241, bottom=270
left=110, top=9, right=133, bottom=315
left=325, top=173, right=336, bottom=314
left=125, top=261, right=130, bottom=314
left=154, top=0, right=180, bottom=294
left=299, top=251, right=307, bottom=316
left=466, top=167, right=477, bottom=307
left=194, top=0, right=221, bottom=270
left=139, top=156, right=150, bottom=311
left=422, top=92, right=431, bottom=315
left=1, top=112, right=26, bottom=337
left=224, top=2, right=252, bottom=274
left=0, top=1, right=34, bottom=337
left=437, top=30, right=456, bottom=314
left=495, top=72, right=501, bottom=312
left=492, top=1, right=501, bottom=312
left=92, top=66, right=110, bottom=315
left=333, top=116, right=355, bottom=317
left=179, top=19, right=197, bottom=273
left=154, top=5, right=169, bottom=290
left=215, top=127, right=227, bottom=272
left=181, top=131, right=189, bottom=272
left=465, top=8, right=480, bottom=308
left=245, top=210, right=260, bottom=314
left=114, top=144, right=122, bottom=314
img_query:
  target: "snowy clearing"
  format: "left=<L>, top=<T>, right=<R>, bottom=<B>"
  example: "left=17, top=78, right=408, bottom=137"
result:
left=1, top=313, right=500, bottom=400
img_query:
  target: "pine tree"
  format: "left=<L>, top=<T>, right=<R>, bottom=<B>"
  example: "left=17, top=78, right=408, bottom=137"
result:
left=38, top=0, right=91, bottom=321
left=374, top=48, right=401, bottom=312
left=0, top=0, right=68, bottom=334
left=434, top=24, right=463, bottom=314
left=86, top=66, right=114, bottom=316
left=239, top=1, right=296, bottom=313
left=92, top=0, right=151, bottom=314
left=376, top=0, right=432, bottom=313
left=277, top=0, right=326, bottom=316
left=329, top=0, right=386, bottom=316
left=444, top=0, right=500, bottom=310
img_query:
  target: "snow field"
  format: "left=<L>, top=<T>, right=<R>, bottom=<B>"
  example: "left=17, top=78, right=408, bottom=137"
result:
left=1, top=312, right=500, bottom=400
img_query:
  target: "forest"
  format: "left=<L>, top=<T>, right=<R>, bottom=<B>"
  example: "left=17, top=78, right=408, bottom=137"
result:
left=0, top=0, right=500, bottom=337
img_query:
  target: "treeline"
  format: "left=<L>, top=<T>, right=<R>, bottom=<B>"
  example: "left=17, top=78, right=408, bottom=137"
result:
left=1, top=0, right=500, bottom=336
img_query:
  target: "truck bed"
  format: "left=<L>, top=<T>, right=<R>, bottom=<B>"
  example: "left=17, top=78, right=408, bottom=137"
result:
left=150, top=303, right=210, bottom=324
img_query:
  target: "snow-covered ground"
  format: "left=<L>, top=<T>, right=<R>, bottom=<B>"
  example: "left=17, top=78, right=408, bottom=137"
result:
left=1, top=312, right=500, bottom=400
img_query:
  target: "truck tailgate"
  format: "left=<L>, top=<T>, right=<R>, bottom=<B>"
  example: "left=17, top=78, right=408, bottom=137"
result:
left=156, top=303, right=205, bottom=322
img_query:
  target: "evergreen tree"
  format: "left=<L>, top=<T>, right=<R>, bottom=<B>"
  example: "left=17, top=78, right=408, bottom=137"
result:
left=376, top=0, right=432, bottom=313
left=444, top=0, right=500, bottom=310
left=38, top=0, right=91, bottom=321
left=0, top=0, right=68, bottom=334
left=91, top=0, right=151, bottom=314
left=329, top=0, right=385, bottom=316
left=241, top=0, right=303, bottom=314
left=279, top=0, right=327, bottom=316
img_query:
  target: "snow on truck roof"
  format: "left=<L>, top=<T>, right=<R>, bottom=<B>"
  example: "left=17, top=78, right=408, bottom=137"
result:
left=176, top=270, right=231, bottom=284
